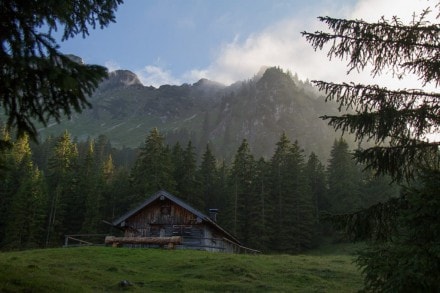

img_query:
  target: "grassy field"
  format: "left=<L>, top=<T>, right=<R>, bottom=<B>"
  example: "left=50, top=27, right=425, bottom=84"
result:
left=0, top=246, right=363, bottom=292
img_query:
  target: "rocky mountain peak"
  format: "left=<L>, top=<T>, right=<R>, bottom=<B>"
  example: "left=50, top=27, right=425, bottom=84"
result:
left=258, top=67, right=293, bottom=87
left=110, top=70, right=143, bottom=86
left=98, top=69, right=143, bottom=91
left=193, top=78, right=225, bottom=89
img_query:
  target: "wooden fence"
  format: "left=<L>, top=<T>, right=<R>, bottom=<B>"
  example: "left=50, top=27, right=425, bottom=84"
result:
left=64, top=234, right=260, bottom=254
left=64, top=234, right=108, bottom=247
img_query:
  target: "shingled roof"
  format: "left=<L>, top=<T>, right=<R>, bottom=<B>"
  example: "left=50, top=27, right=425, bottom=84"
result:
left=112, top=190, right=241, bottom=245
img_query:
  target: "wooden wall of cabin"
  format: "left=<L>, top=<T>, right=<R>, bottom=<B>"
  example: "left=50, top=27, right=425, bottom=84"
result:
left=123, top=198, right=204, bottom=239
left=120, top=198, right=237, bottom=252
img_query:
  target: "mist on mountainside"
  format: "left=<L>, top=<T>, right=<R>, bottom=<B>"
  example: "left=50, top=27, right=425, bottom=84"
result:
left=37, top=64, right=346, bottom=161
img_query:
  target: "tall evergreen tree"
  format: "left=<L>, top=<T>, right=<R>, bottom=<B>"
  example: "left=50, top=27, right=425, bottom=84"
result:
left=213, top=160, right=231, bottom=231
left=171, top=141, right=184, bottom=191
left=130, top=128, right=176, bottom=204
left=197, top=144, right=218, bottom=211
left=81, top=139, right=102, bottom=233
left=326, top=138, right=363, bottom=214
left=1, top=134, right=47, bottom=249
left=305, top=152, right=327, bottom=220
left=0, top=127, right=12, bottom=244
left=228, top=139, right=255, bottom=244
left=251, top=157, right=271, bottom=251
left=269, top=134, right=316, bottom=252
left=103, top=166, right=131, bottom=223
left=303, top=5, right=440, bottom=290
left=181, top=141, right=202, bottom=210
left=0, top=0, right=122, bottom=143
left=268, top=133, right=295, bottom=251
left=45, top=131, right=79, bottom=246
left=290, top=142, right=316, bottom=252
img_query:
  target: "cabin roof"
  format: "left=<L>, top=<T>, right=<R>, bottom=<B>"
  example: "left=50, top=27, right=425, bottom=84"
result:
left=112, top=190, right=241, bottom=245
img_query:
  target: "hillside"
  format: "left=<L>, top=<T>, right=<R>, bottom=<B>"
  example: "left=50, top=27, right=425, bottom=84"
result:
left=0, top=246, right=363, bottom=292
left=36, top=66, right=344, bottom=160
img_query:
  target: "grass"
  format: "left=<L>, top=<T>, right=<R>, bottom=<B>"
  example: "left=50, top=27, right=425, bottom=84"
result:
left=0, top=246, right=363, bottom=292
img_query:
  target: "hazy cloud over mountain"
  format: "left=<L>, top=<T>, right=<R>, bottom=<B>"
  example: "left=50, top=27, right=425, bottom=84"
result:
left=135, top=0, right=434, bottom=89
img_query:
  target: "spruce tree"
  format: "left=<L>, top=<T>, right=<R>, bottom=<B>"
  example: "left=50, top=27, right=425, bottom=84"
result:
left=1, top=134, right=47, bottom=249
left=214, top=160, right=231, bottom=231
left=228, top=139, right=255, bottom=244
left=268, top=134, right=316, bottom=252
left=130, top=128, right=176, bottom=204
left=251, top=157, right=271, bottom=251
left=289, top=141, right=316, bottom=252
left=305, top=152, right=327, bottom=221
left=326, top=138, right=363, bottom=214
left=103, top=167, right=131, bottom=223
left=0, top=0, right=122, bottom=143
left=303, top=4, right=440, bottom=290
left=81, top=139, right=102, bottom=233
left=268, top=133, right=295, bottom=251
left=180, top=141, right=202, bottom=210
left=198, top=144, right=219, bottom=211
left=46, top=131, right=79, bottom=246
left=302, top=8, right=439, bottom=182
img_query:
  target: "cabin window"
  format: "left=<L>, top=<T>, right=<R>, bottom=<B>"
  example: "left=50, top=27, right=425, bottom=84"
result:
left=173, top=225, right=192, bottom=236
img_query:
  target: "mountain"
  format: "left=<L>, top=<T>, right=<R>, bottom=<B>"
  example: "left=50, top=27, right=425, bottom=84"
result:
left=37, top=66, right=344, bottom=161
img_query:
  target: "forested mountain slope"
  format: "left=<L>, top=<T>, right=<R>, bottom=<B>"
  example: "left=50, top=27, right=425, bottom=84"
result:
left=37, top=66, right=342, bottom=160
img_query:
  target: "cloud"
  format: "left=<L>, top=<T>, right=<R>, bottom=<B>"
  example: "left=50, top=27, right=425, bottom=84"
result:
left=133, top=0, right=435, bottom=90
left=350, top=0, right=436, bottom=22
left=136, top=65, right=181, bottom=88
left=104, top=60, right=122, bottom=72
left=180, top=0, right=435, bottom=90
left=179, top=19, right=311, bottom=85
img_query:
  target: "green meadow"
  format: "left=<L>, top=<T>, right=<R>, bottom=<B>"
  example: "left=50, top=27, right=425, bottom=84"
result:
left=0, top=245, right=363, bottom=292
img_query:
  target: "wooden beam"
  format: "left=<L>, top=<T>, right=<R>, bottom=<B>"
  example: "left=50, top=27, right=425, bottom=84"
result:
left=105, top=236, right=182, bottom=245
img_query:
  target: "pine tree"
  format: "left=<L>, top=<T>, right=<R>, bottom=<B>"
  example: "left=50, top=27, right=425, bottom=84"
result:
left=181, top=141, right=202, bottom=210
left=0, top=128, right=12, bottom=244
left=198, top=144, right=218, bottom=211
left=290, top=142, right=316, bottom=252
left=305, top=152, right=327, bottom=220
left=213, top=160, right=231, bottom=231
left=268, top=134, right=316, bottom=252
left=326, top=138, right=363, bottom=214
left=171, top=141, right=184, bottom=194
left=130, top=128, right=176, bottom=204
left=303, top=5, right=440, bottom=290
left=305, top=152, right=328, bottom=242
left=1, top=134, right=47, bottom=249
left=81, top=139, right=102, bottom=233
left=251, top=157, right=271, bottom=251
left=357, top=168, right=440, bottom=292
left=268, top=133, right=295, bottom=251
left=228, top=139, right=255, bottom=244
left=3, top=154, right=47, bottom=249
left=0, top=0, right=122, bottom=143
left=302, top=9, right=440, bottom=182
left=103, top=167, right=131, bottom=223
left=46, top=131, right=79, bottom=246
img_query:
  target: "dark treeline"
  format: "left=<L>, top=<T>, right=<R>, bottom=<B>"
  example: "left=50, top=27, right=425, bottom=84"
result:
left=0, top=127, right=399, bottom=252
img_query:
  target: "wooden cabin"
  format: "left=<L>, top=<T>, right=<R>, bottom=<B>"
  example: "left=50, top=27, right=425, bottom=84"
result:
left=107, top=190, right=253, bottom=253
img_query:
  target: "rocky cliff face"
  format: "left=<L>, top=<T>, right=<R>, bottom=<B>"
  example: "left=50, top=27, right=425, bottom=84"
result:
left=99, top=70, right=144, bottom=91
left=38, top=66, right=343, bottom=160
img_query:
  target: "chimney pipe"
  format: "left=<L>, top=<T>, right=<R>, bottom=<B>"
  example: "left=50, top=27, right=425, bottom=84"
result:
left=208, top=209, right=219, bottom=222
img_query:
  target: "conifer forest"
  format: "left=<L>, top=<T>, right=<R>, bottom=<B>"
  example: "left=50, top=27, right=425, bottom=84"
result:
left=0, top=127, right=399, bottom=252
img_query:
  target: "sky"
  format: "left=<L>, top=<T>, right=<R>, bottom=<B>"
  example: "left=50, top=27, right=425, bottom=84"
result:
left=56, top=0, right=436, bottom=88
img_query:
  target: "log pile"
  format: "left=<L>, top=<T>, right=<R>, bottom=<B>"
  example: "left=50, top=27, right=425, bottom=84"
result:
left=105, top=236, right=182, bottom=248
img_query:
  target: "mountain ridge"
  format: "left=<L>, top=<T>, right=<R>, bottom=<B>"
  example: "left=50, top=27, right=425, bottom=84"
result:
left=37, top=65, right=344, bottom=161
